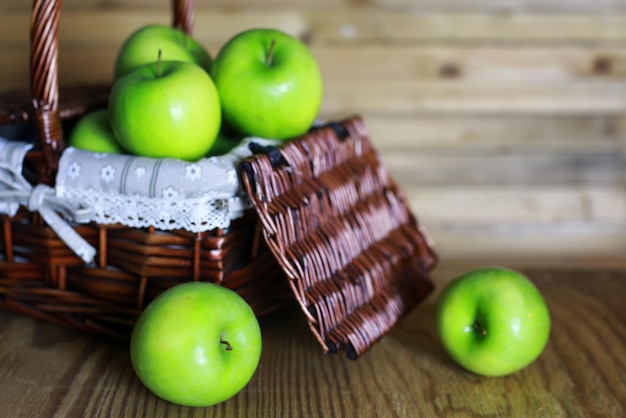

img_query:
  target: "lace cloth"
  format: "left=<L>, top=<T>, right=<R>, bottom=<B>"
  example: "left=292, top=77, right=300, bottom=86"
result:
left=0, top=136, right=278, bottom=262
left=56, top=137, right=277, bottom=232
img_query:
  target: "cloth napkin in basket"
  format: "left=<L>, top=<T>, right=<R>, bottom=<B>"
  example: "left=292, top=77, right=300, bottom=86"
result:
left=0, top=136, right=278, bottom=263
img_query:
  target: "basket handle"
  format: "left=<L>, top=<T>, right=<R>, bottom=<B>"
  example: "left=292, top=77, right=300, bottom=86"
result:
left=29, top=0, right=195, bottom=176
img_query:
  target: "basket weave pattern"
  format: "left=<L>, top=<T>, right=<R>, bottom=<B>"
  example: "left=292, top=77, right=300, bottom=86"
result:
left=1, top=210, right=290, bottom=340
left=240, top=118, right=437, bottom=358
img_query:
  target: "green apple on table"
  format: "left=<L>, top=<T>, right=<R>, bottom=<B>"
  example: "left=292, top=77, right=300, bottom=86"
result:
left=210, top=28, right=323, bottom=140
left=436, top=267, right=551, bottom=377
left=130, top=282, right=262, bottom=407
left=114, top=24, right=212, bottom=80
left=67, top=109, right=124, bottom=154
left=109, top=57, right=221, bottom=161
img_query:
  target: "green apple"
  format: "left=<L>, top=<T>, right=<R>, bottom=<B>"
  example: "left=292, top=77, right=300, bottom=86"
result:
left=210, top=28, right=323, bottom=140
left=130, top=282, right=262, bottom=407
left=206, top=125, right=242, bottom=157
left=109, top=59, right=221, bottom=161
left=114, top=24, right=212, bottom=80
left=67, top=109, right=124, bottom=154
left=436, top=267, right=551, bottom=377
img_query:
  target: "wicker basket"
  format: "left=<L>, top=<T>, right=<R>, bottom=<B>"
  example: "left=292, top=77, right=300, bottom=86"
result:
left=240, top=119, right=438, bottom=358
left=0, top=0, right=437, bottom=358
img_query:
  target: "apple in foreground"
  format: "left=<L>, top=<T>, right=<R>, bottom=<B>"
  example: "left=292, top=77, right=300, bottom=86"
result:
left=67, top=109, right=124, bottom=154
left=109, top=59, right=221, bottom=161
left=114, top=24, right=212, bottom=80
left=436, top=267, right=551, bottom=377
left=210, top=28, right=323, bottom=140
left=130, top=282, right=262, bottom=407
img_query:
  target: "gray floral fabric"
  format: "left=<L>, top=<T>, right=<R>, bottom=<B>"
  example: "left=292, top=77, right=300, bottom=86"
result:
left=0, top=136, right=278, bottom=262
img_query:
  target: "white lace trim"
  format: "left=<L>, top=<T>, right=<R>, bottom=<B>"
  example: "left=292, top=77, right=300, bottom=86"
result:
left=54, top=137, right=278, bottom=232
left=60, top=187, right=250, bottom=232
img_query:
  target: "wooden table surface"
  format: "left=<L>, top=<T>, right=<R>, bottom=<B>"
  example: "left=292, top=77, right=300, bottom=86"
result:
left=0, top=260, right=624, bottom=418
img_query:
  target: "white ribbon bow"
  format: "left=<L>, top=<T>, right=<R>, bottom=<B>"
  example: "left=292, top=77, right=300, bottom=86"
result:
left=0, top=138, right=96, bottom=263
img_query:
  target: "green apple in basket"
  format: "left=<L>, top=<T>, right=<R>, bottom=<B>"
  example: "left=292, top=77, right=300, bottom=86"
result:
left=210, top=28, right=323, bottom=140
left=436, top=267, right=551, bottom=377
left=114, top=24, right=212, bottom=80
left=206, top=122, right=243, bottom=157
left=68, top=109, right=124, bottom=154
left=130, top=282, right=263, bottom=407
left=109, top=54, right=221, bottom=161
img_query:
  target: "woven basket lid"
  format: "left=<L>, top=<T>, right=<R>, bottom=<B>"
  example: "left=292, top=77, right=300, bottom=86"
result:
left=239, top=116, right=438, bottom=359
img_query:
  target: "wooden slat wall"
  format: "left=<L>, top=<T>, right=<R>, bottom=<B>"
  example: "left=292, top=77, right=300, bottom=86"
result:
left=1, top=0, right=625, bottom=261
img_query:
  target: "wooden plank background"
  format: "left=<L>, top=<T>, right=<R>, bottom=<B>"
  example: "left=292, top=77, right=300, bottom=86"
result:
left=1, top=0, right=625, bottom=261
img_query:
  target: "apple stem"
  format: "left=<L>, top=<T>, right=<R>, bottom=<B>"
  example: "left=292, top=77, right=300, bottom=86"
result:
left=220, top=339, right=233, bottom=351
left=473, top=322, right=487, bottom=336
left=156, top=49, right=163, bottom=78
left=266, top=39, right=277, bottom=66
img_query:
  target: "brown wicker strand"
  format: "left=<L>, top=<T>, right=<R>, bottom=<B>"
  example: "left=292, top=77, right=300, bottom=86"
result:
left=30, top=0, right=61, bottom=113
left=192, top=233, right=202, bottom=281
left=172, top=0, right=195, bottom=35
left=97, top=226, right=107, bottom=268
left=1, top=217, right=13, bottom=261
left=30, top=0, right=64, bottom=177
